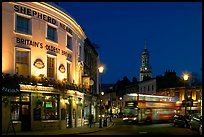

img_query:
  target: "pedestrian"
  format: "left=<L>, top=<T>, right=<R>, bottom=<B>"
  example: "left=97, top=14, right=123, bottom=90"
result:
left=88, top=114, right=94, bottom=128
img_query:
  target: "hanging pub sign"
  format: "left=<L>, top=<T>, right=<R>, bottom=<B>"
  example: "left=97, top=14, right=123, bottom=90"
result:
left=59, top=64, right=65, bottom=73
left=33, top=59, right=45, bottom=69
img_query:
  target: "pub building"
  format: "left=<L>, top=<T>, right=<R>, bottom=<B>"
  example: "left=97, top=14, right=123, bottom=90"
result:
left=2, top=2, right=98, bottom=133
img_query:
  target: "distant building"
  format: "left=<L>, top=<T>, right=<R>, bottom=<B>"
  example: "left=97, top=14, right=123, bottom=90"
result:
left=139, top=40, right=152, bottom=81
left=138, top=78, right=156, bottom=94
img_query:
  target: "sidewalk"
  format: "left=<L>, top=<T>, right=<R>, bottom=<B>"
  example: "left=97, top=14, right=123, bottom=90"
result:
left=2, top=121, right=115, bottom=135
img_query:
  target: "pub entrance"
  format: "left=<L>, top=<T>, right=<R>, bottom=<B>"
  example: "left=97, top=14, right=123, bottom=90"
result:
left=21, top=102, right=31, bottom=131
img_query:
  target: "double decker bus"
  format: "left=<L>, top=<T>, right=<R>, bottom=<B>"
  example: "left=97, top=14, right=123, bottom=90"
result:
left=124, top=93, right=178, bottom=123
left=122, top=101, right=139, bottom=124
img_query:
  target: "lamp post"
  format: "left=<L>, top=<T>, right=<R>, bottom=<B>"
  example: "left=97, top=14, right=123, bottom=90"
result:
left=98, top=65, right=104, bottom=128
left=119, top=97, right=122, bottom=113
left=183, top=73, right=189, bottom=115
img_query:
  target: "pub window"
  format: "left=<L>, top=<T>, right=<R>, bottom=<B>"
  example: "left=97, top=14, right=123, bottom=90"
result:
left=16, top=15, right=31, bottom=35
left=47, top=56, right=55, bottom=78
left=15, top=50, right=29, bottom=76
left=67, top=63, right=70, bottom=83
left=47, top=25, right=58, bottom=43
left=42, top=94, right=59, bottom=120
left=66, top=35, right=72, bottom=50
left=21, top=93, right=30, bottom=102
left=10, top=96, right=20, bottom=121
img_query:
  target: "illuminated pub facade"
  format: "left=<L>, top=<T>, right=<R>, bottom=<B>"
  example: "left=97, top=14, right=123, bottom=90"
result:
left=2, top=2, right=96, bottom=132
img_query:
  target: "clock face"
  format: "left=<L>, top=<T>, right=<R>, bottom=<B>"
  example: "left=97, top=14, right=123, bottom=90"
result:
left=145, top=67, right=147, bottom=70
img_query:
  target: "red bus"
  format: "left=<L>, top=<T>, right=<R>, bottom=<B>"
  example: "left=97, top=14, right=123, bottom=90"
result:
left=124, top=93, right=177, bottom=123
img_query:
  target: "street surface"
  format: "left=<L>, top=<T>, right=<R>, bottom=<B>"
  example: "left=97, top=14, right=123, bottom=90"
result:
left=80, top=118, right=200, bottom=135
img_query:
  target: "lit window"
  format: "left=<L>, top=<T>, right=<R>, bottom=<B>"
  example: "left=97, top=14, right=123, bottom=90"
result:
left=15, top=50, right=29, bottom=76
left=42, top=94, right=59, bottom=120
left=10, top=96, right=20, bottom=121
left=16, top=15, right=31, bottom=35
left=47, top=56, right=55, bottom=78
left=47, top=25, right=58, bottom=43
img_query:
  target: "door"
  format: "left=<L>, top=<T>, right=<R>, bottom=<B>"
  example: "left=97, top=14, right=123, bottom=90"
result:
left=21, top=103, right=31, bottom=131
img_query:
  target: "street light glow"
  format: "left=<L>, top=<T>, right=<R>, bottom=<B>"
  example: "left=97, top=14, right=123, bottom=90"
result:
left=101, top=91, right=104, bottom=96
left=183, top=73, right=189, bottom=81
left=98, top=65, right=104, bottom=74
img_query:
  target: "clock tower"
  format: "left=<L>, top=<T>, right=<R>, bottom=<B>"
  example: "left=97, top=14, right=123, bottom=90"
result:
left=139, top=40, right=152, bottom=81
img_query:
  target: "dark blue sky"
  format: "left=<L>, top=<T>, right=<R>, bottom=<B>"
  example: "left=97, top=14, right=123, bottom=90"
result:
left=58, top=2, right=202, bottom=84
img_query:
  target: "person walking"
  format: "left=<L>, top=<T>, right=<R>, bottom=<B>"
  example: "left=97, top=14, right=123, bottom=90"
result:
left=88, top=114, right=94, bottom=128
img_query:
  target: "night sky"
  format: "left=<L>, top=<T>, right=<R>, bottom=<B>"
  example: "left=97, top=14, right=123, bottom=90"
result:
left=57, top=2, right=202, bottom=84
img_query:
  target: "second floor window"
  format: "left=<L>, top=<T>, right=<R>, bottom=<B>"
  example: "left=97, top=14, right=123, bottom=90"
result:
left=16, top=15, right=31, bottom=35
left=47, top=57, right=55, bottom=78
left=47, top=25, right=58, bottom=43
left=67, top=35, right=72, bottom=50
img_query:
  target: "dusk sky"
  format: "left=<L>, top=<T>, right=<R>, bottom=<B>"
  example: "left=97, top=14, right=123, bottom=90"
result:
left=58, top=2, right=202, bottom=84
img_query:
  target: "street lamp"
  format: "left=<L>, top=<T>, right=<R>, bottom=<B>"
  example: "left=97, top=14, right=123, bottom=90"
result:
left=98, top=65, right=104, bottom=128
left=119, top=97, right=122, bottom=113
left=183, top=73, right=189, bottom=115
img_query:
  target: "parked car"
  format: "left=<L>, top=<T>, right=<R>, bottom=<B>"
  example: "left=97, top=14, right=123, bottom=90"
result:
left=190, top=114, right=202, bottom=131
left=118, top=113, right=124, bottom=118
left=172, top=114, right=190, bottom=128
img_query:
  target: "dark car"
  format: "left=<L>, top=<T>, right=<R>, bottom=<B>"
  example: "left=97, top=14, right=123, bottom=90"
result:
left=173, top=114, right=190, bottom=128
left=118, top=113, right=124, bottom=118
left=190, top=114, right=202, bottom=132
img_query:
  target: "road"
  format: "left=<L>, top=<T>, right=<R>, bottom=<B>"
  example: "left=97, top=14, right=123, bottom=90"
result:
left=80, top=118, right=200, bottom=135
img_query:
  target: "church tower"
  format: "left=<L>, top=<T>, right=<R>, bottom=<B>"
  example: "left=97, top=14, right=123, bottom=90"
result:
left=139, top=40, right=152, bottom=81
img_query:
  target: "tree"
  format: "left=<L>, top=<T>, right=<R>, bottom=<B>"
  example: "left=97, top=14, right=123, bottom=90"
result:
left=132, top=77, right=137, bottom=83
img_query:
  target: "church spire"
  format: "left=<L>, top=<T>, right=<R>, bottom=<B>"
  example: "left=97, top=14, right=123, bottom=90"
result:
left=139, top=39, right=152, bottom=81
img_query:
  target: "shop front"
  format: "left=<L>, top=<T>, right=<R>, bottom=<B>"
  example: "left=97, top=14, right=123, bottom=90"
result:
left=2, top=83, right=86, bottom=133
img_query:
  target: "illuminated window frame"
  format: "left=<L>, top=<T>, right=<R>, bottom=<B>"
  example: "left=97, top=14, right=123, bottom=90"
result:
left=47, top=24, right=58, bottom=43
left=66, top=33, right=72, bottom=50
left=47, top=55, right=56, bottom=79
left=15, top=48, right=30, bottom=76
left=15, top=14, right=32, bottom=36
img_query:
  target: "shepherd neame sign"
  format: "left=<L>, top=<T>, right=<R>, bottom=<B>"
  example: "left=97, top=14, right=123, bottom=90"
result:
left=14, top=4, right=73, bottom=34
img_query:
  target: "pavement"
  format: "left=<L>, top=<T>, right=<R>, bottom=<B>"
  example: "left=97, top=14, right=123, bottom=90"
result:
left=2, top=120, right=115, bottom=135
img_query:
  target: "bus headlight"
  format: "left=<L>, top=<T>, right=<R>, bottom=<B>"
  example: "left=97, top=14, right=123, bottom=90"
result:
left=123, top=118, right=128, bottom=120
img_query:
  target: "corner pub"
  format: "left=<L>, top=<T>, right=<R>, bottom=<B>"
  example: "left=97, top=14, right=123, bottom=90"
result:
left=2, top=2, right=93, bottom=133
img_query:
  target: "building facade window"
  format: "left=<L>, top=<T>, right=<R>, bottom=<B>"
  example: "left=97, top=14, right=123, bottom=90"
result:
left=15, top=50, right=29, bottom=76
left=10, top=96, right=20, bottom=121
left=16, top=15, right=31, bottom=35
left=152, top=85, right=154, bottom=91
left=42, top=94, right=59, bottom=120
left=67, top=35, right=72, bottom=50
left=47, top=56, right=55, bottom=78
left=67, top=63, right=70, bottom=83
left=47, top=25, right=58, bottom=43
